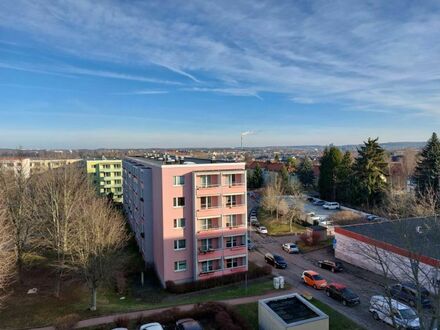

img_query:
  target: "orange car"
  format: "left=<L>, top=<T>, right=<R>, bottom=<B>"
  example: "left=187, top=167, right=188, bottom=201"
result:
left=301, top=270, right=327, bottom=289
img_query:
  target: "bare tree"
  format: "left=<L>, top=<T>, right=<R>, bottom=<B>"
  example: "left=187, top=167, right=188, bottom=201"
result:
left=0, top=167, right=34, bottom=283
left=70, top=197, right=128, bottom=311
left=261, top=178, right=285, bottom=220
left=0, top=194, right=15, bottom=307
left=34, top=166, right=93, bottom=297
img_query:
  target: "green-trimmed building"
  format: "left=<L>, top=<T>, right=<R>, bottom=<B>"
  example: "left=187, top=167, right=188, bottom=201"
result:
left=85, top=159, right=123, bottom=203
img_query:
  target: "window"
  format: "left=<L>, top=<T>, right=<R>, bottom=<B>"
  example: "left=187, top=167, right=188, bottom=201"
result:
left=115, top=171, right=122, bottom=176
left=114, top=164, right=121, bottom=169
left=174, top=260, right=187, bottom=272
left=201, top=260, right=213, bottom=273
left=225, top=215, right=238, bottom=227
left=200, top=196, right=212, bottom=209
left=104, top=172, right=111, bottom=177
left=225, top=195, right=237, bottom=207
left=200, top=239, right=213, bottom=251
left=173, top=175, right=185, bottom=186
left=225, top=258, right=239, bottom=269
left=199, top=218, right=213, bottom=230
left=173, top=218, right=186, bottom=228
left=174, top=239, right=186, bottom=250
left=225, top=236, right=238, bottom=248
left=226, top=174, right=237, bottom=186
left=173, top=197, right=185, bottom=207
left=114, top=179, right=122, bottom=184
left=200, top=175, right=212, bottom=187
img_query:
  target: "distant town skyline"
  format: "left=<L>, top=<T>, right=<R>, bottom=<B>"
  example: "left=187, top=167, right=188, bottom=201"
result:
left=1, top=1, right=440, bottom=148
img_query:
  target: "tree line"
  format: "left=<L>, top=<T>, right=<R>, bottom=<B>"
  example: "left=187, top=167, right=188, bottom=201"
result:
left=317, top=133, right=440, bottom=209
left=0, top=165, right=128, bottom=310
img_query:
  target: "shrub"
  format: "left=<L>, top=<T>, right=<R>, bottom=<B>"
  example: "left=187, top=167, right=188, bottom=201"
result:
left=114, top=271, right=127, bottom=295
left=166, top=262, right=271, bottom=293
left=329, top=210, right=364, bottom=225
left=53, top=314, right=80, bottom=330
left=113, top=316, right=130, bottom=328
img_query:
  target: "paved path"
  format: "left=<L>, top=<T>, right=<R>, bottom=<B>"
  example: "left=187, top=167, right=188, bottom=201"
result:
left=32, top=289, right=296, bottom=330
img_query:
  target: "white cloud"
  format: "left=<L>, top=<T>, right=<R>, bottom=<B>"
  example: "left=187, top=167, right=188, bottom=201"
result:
left=0, top=1, right=440, bottom=115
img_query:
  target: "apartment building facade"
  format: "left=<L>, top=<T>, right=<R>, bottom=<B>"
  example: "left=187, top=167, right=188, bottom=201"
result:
left=123, top=156, right=248, bottom=287
left=30, top=158, right=82, bottom=175
left=85, top=159, right=123, bottom=203
left=0, top=157, right=31, bottom=177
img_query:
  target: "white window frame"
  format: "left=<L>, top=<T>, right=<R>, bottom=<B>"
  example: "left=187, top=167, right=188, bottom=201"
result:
left=201, top=260, right=213, bottom=273
left=225, top=214, right=238, bottom=227
left=225, top=258, right=239, bottom=269
left=200, top=238, right=213, bottom=251
left=173, top=218, right=186, bottom=229
left=225, top=236, right=238, bottom=248
left=173, top=197, right=185, bottom=208
left=173, top=175, right=185, bottom=186
left=174, top=260, right=187, bottom=272
left=225, top=195, right=237, bottom=207
left=200, top=196, right=212, bottom=209
left=200, top=218, right=213, bottom=230
left=174, top=239, right=186, bottom=250
left=200, top=175, right=212, bottom=188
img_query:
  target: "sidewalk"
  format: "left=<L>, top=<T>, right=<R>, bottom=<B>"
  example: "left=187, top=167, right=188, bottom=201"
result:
left=33, top=288, right=296, bottom=330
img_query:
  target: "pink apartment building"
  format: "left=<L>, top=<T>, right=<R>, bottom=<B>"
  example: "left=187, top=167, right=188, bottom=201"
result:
left=123, top=156, right=248, bottom=287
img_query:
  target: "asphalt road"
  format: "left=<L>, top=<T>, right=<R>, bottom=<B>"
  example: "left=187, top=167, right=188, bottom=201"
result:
left=247, top=193, right=385, bottom=330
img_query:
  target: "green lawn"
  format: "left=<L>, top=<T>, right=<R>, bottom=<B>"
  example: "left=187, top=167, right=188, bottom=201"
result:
left=0, top=276, right=282, bottom=329
left=235, top=299, right=365, bottom=330
left=258, top=208, right=306, bottom=235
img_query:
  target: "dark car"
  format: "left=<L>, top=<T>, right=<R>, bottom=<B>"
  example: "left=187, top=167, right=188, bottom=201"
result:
left=175, top=318, right=203, bottom=330
left=318, top=260, right=343, bottom=272
left=265, top=253, right=287, bottom=269
left=326, top=283, right=360, bottom=306
left=387, top=283, right=432, bottom=309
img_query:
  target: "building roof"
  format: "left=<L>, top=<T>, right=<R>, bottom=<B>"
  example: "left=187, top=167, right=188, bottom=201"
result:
left=336, top=217, right=440, bottom=264
left=246, top=160, right=286, bottom=172
left=260, top=293, right=328, bottom=326
left=125, top=156, right=238, bottom=167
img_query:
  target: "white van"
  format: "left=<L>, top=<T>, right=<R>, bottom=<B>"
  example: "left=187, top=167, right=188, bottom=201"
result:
left=369, top=295, right=420, bottom=329
left=323, top=202, right=340, bottom=210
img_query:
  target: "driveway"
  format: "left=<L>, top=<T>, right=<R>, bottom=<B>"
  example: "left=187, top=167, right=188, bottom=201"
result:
left=248, top=232, right=385, bottom=330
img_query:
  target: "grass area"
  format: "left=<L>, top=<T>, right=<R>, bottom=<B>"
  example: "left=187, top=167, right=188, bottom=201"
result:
left=235, top=303, right=259, bottom=329
left=311, top=299, right=366, bottom=330
left=258, top=208, right=306, bottom=235
left=0, top=272, right=281, bottom=330
left=296, top=238, right=333, bottom=252
left=235, top=299, right=365, bottom=330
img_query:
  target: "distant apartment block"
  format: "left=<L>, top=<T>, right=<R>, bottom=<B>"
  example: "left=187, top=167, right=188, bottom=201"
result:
left=0, top=157, right=31, bottom=177
left=123, top=156, right=248, bottom=287
left=30, top=158, right=82, bottom=175
left=1, top=157, right=83, bottom=178
left=86, top=159, right=123, bottom=203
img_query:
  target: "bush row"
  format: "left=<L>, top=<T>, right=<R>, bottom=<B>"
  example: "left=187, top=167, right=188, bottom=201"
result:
left=166, top=262, right=272, bottom=293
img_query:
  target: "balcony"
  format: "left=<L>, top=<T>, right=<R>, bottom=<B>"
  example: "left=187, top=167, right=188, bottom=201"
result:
left=196, top=174, right=221, bottom=196
left=197, top=248, right=224, bottom=261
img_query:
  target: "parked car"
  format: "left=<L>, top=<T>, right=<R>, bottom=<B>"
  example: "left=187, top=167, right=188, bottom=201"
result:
left=366, top=214, right=379, bottom=221
left=257, top=226, right=268, bottom=234
left=387, top=283, right=432, bottom=309
left=247, top=239, right=255, bottom=251
left=313, top=200, right=326, bottom=206
left=326, top=283, right=360, bottom=306
left=319, top=220, right=333, bottom=227
left=301, top=270, right=327, bottom=289
left=307, top=197, right=315, bottom=202
left=323, top=202, right=340, bottom=210
left=265, top=253, right=287, bottom=269
left=140, top=323, right=164, bottom=330
left=369, top=295, right=420, bottom=329
left=176, top=318, right=203, bottom=330
left=251, top=221, right=260, bottom=227
left=249, top=215, right=258, bottom=222
left=282, top=242, right=300, bottom=254
left=318, top=260, right=343, bottom=272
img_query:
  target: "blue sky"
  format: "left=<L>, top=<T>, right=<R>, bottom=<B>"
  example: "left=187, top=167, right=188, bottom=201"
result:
left=1, top=1, right=440, bottom=148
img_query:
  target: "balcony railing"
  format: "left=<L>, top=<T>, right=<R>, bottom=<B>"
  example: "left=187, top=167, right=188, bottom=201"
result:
left=198, top=226, right=222, bottom=232
left=224, top=203, right=245, bottom=208
left=199, top=268, right=223, bottom=276
left=199, top=204, right=221, bottom=210
left=223, top=182, right=245, bottom=187
left=196, top=183, right=221, bottom=189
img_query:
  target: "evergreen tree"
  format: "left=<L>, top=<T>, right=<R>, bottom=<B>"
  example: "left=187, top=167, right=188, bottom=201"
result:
left=336, top=151, right=354, bottom=204
left=286, top=157, right=297, bottom=172
left=353, top=138, right=388, bottom=207
left=253, top=164, right=264, bottom=188
left=318, top=146, right=342, bottom=201
left=298, top=156, right=315, bottom=188
left=280, top=165, right=290, bottom=193
left=414, top=132, right=440, bottom=201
